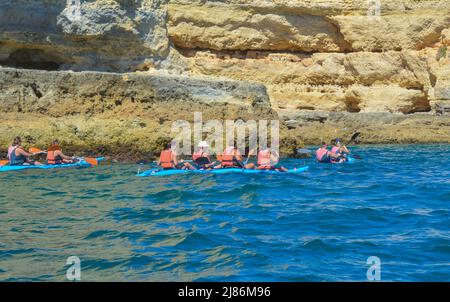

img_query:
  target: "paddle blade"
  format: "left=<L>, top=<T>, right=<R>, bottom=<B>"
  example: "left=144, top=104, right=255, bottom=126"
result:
left=348, top=132, right=361, bottom=144
left=29, top=147, right=43, bottom=154
left=83, top=157, right=98, bottom=166
left=0, top=160, right=9, bottom=166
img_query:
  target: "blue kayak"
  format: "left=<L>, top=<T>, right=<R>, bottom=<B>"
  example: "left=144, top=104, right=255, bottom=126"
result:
left=137, top=166, right=309, bottom=177
left=332, top=156, right=355, bottom=164
left=317, top=156, right=355, bottom=164
left=0, top=157, right=105, bottom=172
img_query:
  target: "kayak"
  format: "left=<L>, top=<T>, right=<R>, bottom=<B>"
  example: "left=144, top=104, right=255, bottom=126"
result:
left=0, top=157, right=105, bottom=172
left=137, top=166, right=309, bottom=177
left=335, top=156, right=355, bottom=164
left=318, top=156, right=355, bottom=164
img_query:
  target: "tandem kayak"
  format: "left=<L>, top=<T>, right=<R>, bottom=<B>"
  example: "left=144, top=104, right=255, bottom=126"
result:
left=137, top=166, right=309, bottom=177
left=317, top=156, right=356, bottom=164
left=334, top=156, right=355, bottom=164
left=0, top=157, right=105, bottom=172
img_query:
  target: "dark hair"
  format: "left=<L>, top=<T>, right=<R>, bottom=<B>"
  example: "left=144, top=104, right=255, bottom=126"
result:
left=166, top=143, right=172, bottom=150
left=13, top=136, right=21, bottom=146
left=52, top=139, right=60, bottom=145
left=321, top=142, right=327, bottom=146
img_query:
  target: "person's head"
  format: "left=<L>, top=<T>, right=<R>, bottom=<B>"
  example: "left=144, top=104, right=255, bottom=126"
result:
left=52, top=139, right=60, bottom=146
left=335, top=138, right=342, bottom=146
left=166, top=143, right=172, bottom=150
left=13, top=136, right=21, bottom=146
left=321, top=142, right=327, bottom=148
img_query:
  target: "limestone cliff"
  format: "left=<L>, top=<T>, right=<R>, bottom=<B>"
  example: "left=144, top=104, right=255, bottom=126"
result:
left=0, top=0, right=449, bottom=159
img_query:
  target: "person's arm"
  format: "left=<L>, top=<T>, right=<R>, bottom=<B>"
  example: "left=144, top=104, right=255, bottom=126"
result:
left=55, top=150, right=73, bottom=160
left=17, top=148, right=33, bottom=157
left=172, top=151, right=179, bottom=165
left=328, top=151, right=340, bottom=158
left=270, top=152, right=280, bottom=165
left=342, top=145, right=350, bottom=154
left=235, top=150, right=243, bottom=161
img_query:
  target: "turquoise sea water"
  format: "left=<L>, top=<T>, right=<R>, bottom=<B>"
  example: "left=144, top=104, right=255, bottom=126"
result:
left=0, top=145, right=449, bottom=281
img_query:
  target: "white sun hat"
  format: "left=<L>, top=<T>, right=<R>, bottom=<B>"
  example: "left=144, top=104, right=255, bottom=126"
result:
left=198, top=141, right=209, bottom=148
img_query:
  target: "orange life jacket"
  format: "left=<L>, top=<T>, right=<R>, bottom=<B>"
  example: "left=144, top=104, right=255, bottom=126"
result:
left=257, top=150, right=272, bottom=169
left=221, top=147, right=238, bottom=167
left=47, top=146, right=63, bottom=165
left=160, top=150, right=174, bottom=168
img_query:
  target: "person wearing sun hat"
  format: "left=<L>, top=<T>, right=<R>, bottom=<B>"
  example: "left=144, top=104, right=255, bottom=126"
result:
left=189, top=141, right=216, bottom=170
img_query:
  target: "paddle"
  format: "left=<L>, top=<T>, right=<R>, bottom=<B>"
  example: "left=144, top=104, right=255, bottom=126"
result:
left=347, top=132, right=361, bottom=145
left=75, top=157, right=99, bottom=166
left=345, top=132, right=362, bottom=160
left=31, top=147, right=99, bottom=166
left=29, top=147, right=47, bottom=155
left=0, top=159, right=9, bottom=166
left=244, top=149, right=255, bottom=166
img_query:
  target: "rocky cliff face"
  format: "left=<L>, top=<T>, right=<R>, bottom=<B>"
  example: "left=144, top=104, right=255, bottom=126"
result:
left=168, top=0, right=450, bottom=115
left=0, top=0, right=449, bottom=159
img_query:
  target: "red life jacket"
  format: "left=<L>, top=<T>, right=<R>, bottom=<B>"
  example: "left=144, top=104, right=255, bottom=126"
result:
left=331, top=146, right=340, bottom=155
left=257, top=150, right=272, bottom=169
left=47, top=146, right=63, bottom=165
left=316, top=148, right=328, bottom=161
left=221, top=147, right=237, bottom=167
left=160, top=150, right=174, bottom=168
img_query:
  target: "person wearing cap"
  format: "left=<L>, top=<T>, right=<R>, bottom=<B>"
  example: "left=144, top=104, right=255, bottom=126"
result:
left=188, top=141, right=216, bottom=170
left=315, top=142, right=341, bottom=163
left=331, top=138, right=350, bottom=162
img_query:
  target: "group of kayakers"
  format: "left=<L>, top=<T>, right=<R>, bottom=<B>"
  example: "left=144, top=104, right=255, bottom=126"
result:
left=3, top=136, right=76, bottom=166
left=315, top=138, right=351, bottom=164
left=3, top=135, right=351, bottom=169
left=155, top=138, right=351, bottom=172
left=157, top=141, right=288, bottom=172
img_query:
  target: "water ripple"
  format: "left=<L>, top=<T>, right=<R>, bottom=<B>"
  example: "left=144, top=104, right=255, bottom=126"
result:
left=0, top=145, right=449, bottom=281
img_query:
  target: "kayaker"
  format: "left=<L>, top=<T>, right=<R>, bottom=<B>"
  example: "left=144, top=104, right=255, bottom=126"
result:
left=47, top=140, right=76, bottom=165
left=215, top=144, right=244, bottom=169
left=246, top=146, right=288, bottom=172
left=7, top=136, right=43, bottom=166
left=331, top=138, right=350, bottom=162
left=190, top=141, right=215, bottom=170
left=158, top=143, right=186, bottom=170
left=315, top=142, right=341, bottom=163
